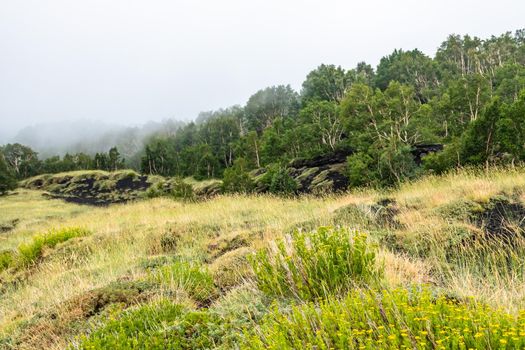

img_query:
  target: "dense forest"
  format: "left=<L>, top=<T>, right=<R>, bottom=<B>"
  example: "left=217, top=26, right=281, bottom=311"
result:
left=2, top=29, right=525, bottom=193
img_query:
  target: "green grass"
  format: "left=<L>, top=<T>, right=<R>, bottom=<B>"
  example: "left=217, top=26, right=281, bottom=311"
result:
left=0, top=227, right=89, bottom=271
left=251, top=227, right=382, bottom=300
left=17, top=227, right=89, bottom=267
left=149, top=260, right=217, bottom=304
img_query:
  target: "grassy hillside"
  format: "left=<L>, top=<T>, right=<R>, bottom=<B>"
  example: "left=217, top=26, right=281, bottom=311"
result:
left=1, top=168, right=525, bottom=349
left=20, top=170, right=222, bottom=205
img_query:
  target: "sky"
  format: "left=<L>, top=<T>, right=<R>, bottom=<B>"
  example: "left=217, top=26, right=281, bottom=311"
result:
left=1, top=0, right=524, bottom=142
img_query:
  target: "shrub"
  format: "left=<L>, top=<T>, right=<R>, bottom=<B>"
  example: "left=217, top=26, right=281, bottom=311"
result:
left=74, top=301, right=225, bottom=350
left=243, top=287, right=525, bottom=350
left=74, top=301, right=182, bottom=349
left=145, top=181, right=166, bottom=198
left=222, top=158, right=254, bottom=193
left=0, top=152, right=16, bottom=195
left=0, top=250, right=14, bottom=272
left=250, top=227, right=382, bottom=300
left=17, top=227, right=89, bottom=267
left=270, top=167, right=297, bottom=195
left=347, top=152, right=376, bottom=187
left=261, top=165, right=297, bottom=195
left=150, top=261, right=216, bottom=304
left=169, top=177, right=195, bottom=201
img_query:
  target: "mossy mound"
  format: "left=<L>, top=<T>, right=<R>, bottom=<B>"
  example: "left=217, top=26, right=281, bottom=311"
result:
left=22, top=170, right=150, bottom=205
left=21, top=171, right=225, bottom=205
left=252, top=150, right=350, bottom=194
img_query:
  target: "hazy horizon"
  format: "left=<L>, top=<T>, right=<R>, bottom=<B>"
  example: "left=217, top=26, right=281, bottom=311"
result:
left=2, top=0, right=525, bottom=143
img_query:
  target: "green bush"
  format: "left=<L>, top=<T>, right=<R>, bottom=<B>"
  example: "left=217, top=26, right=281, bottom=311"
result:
left=262, top=165, right=297, bottom=195
left=74, top=300, right=228, bottom=350
left=74, top=301, right=187, bottom=349
left=150, top=261, right=216, bottom=304
left=0, top=152, right=16, bottom=195
left=145, top=181, right=166, bottom=198
left=270, top=167, right=297, bottom=195
left=222, top=158, right=254, bottom=193
left=347, top=152, right=376, bottom=187
left=0, top=250, right=14, bottom=272
left=17, top=227, right=89, bottom=267
left=170, top=177, right=195, bottom=201
left=250, top=227, right=382, bottom=300
left=243, top=287, right=525, bottom=349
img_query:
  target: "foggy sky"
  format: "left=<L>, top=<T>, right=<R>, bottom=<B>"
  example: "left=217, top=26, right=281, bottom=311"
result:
left=1, top=0, right=524, bottom=142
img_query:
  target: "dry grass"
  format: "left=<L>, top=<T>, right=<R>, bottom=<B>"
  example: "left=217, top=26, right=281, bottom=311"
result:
left=0, top=192, right=338, bottom=345
left=2, top=167, right=525, bottom=347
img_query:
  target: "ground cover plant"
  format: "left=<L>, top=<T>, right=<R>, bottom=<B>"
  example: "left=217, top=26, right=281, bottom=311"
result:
left=244, top=287, right=525, bottom=349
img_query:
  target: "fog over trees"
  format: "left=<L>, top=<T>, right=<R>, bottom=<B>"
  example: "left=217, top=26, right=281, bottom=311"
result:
left=2, top=29, right=525, bottom=191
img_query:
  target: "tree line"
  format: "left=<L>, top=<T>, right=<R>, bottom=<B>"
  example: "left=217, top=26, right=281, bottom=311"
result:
left=0, top=145, right=124, bottom=194
left=140, top=30, right=525, bottom=186
left=2, top=29, right=525, bottom=194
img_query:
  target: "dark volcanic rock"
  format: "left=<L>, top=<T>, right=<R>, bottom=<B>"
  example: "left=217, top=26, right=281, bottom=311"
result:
left=289, top=148, right=353, bottom=168
left=474, top=196, right=525, bottom=241
left=412, top=144, right=443, bottom=165
left=115, top=175, right=149, bottom=191
left=252, top=149, right=352, bottom=194
left=289, top=149, right=352, bottom=193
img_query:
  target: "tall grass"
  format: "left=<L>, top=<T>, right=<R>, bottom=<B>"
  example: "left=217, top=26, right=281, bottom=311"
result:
left=149, top=260, right=217, bottom=304
left=430, top=235, right=525, bottom=311
left=251, top=227, right=382, bottom=300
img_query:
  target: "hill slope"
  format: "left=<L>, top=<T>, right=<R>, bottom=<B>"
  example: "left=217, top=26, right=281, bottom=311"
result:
left=1, top=168, right=525, bottom=349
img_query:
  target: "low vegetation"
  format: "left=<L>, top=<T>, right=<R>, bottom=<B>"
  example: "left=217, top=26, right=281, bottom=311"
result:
left=1, top=227, right=89, bottom=271
left=1, top=167, right=525, bottom=349
left=251, top=227, right=381, bottom=300
left=245, top=287, right=525, bottom=349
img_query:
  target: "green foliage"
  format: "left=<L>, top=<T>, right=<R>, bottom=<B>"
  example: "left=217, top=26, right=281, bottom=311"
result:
left=150, top=261, right=216, bottom=304
left=5, top=29, right=525, bottom=190
left=375, top=49, right=438, bottom=101
left=74, top=301, right=209, bottom=350
left=301, top=64, right=351, bottom=103
left=378, top=142, right=419, bottom=185
left=251, top=227, right=382, bottom=300
left=169, top=177, right=195, bottom=201
left=0, top=151, right=17, bottom=195
left=0, top=143, right=126, bottom=180
left=244, top=85, right=299, bottom=134
left=261, top=165, right=298, bottom=195
left=423, top=140, right=461, bottom=173
left=346, top=152, right=376, bottom=187
left=0, top=143, right=40, bottom=179
left=243, top=287, right=525, bottom=350
left=75, top=295, right=269, bottom=350
left=222, top=158, right=254, bottom=193
left=17, top=227, right=89, bottom=267
left=0, top=250, right=15, bottom=272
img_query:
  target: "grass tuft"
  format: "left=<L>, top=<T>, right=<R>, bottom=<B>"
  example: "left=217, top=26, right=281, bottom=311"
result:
left=251, top=227, right=382, bottom=300
left=17, top=227, right=89, bottom=267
